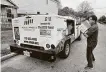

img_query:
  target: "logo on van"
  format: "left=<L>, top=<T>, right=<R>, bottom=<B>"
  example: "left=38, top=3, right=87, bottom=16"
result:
left=24, top=19, right=33, bottom=25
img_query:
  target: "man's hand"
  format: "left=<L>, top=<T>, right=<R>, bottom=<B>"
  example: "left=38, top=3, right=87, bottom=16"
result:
left=83, top=33, right=88, bottom=38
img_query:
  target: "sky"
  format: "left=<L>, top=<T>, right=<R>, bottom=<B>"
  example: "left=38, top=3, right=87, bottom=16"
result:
left=60, top=0, right=106, bottom=17
left=12, top=0, right=106, bottom=17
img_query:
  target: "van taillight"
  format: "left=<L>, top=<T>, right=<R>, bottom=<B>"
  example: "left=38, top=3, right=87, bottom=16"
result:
left=14, top=27, right=20, bottom=40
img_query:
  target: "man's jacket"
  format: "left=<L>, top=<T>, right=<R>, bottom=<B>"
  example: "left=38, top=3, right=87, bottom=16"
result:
left=86, top=24, right=98, bottom=48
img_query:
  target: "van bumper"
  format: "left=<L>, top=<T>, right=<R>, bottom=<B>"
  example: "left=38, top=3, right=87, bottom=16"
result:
left=10, top=44, right=56, bottom=61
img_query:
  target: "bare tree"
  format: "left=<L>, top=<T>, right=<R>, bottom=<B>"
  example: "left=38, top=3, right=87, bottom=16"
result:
left=77, top=1, right=94, bottom=18
left=78, top=1, right=93, bottom=12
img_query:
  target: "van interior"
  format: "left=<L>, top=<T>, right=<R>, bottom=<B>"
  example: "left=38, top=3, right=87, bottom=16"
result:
left=66, top=19, right=75, bottom=35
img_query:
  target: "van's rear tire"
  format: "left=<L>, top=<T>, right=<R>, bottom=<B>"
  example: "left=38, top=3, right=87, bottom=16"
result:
left=59, top=41, right=70, bottom=58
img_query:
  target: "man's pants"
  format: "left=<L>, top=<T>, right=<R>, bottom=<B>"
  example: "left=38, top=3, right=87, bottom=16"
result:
left=86, top=46, right=95, bottom=67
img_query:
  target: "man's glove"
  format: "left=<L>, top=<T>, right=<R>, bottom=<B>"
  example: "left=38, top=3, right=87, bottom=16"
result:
left=83, top=33, right=88, bottom=38
left=83, top=30, right=88, bottom=38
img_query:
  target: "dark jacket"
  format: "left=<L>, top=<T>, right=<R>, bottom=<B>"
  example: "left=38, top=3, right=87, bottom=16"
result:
left=86, top=24, right=98, bottom=48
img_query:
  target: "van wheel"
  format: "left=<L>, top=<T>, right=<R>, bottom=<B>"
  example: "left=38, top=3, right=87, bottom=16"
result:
left=59, top=41, right=70, bottom=58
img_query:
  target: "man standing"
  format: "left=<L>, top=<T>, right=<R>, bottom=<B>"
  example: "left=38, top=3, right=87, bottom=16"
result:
left=84, top=15, right=98, bottom=69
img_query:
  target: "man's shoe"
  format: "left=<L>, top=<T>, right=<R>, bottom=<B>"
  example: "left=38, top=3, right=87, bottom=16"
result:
left=84, top=65, right=93, bottom=69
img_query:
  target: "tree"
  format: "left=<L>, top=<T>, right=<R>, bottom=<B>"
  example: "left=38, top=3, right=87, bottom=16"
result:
left=77, top=1, right=94, bottom=18
left=58, top=7, right=70, bottom=16
left=98, top=15, right=106, bottom=24
left=58, top=7, right=76, bottom=18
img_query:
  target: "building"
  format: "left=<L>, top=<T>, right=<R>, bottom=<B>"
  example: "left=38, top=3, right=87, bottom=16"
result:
left=15, top=0, right=62, bottom=17
left=0, top=0, right=18, bottom=30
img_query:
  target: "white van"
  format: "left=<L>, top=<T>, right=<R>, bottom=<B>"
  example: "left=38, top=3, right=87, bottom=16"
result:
left=10, top=15, right=81, bottom=62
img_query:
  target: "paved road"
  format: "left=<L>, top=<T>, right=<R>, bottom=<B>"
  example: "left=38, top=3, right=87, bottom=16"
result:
left=1, top=24, right=106, bottom=72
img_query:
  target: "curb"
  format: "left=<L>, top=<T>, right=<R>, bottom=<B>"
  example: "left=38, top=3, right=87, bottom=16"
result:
left=1, top=53, right=17, bottom=62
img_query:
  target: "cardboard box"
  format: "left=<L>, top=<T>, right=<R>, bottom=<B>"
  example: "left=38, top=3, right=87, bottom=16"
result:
left=80, top=20, right=91, bottom=33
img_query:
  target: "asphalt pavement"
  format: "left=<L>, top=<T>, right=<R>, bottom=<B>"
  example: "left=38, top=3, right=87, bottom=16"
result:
left=1, top=24, right=106, bottom=72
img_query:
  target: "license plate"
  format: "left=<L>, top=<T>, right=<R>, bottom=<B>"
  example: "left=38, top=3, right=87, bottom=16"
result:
left=23, top=50, right=30, bottom=57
